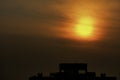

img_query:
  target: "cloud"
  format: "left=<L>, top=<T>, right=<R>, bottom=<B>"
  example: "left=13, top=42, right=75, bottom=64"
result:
left=0, top=0, right=77, bottom=37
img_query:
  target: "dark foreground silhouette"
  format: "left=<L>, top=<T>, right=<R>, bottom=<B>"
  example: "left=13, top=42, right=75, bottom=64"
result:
left=29, top=63, right=117, bottom=80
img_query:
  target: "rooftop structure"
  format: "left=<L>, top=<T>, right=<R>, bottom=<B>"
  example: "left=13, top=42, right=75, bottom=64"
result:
left=29, top=63, right=117, bottom=80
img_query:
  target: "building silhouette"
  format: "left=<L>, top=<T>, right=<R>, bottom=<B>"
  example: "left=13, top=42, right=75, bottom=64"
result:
left=29, top=63, right=117, bottom=80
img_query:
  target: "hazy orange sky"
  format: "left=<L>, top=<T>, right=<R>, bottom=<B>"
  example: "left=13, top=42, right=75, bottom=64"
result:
left=0, top=0, right=120, bottom=80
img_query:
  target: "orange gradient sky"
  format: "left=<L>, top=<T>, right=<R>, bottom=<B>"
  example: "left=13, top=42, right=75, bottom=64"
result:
left=51, top=0, right=115, bottom=41
left=0, top=0, right=120, bottom=80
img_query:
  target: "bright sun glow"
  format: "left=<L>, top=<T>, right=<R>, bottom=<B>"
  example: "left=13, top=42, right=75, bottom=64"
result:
left=74, top=17, right=95, bottom=40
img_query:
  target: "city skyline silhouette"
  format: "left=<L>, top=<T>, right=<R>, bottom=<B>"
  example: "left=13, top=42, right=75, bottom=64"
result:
left=29, top=63, right=117, bottom=80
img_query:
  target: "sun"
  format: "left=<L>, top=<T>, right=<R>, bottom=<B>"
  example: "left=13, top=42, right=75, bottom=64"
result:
left=74, top=17, right=95, bottom=40
left=75, top=25, right=94, bottom=38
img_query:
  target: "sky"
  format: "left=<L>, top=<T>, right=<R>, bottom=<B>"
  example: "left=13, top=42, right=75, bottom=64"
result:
left=0, top=0, right=120, bottom=80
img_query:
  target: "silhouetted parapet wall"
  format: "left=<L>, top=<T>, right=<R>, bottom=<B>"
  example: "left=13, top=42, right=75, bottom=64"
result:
left=29, top=63, right=117, bottom=80
left=59, top=63, right=87, bottom=74
left=96, top=73, right=116, bottom=80
left=29, top=73, right=43, bottom=80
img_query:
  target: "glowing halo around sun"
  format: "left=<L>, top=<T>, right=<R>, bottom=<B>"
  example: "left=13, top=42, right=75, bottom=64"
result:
left=57, top=16, right=101, bottom=41
left=74, top=16, right=97, bottom=40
